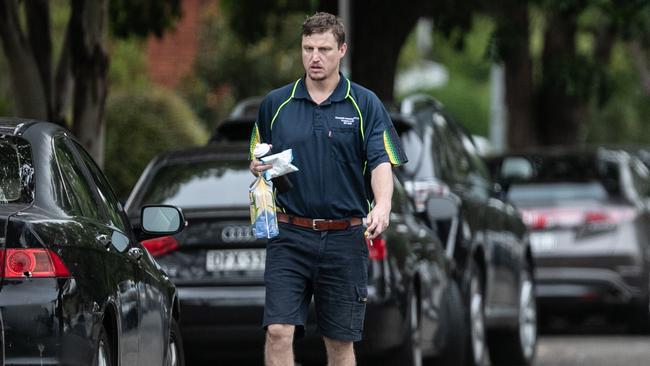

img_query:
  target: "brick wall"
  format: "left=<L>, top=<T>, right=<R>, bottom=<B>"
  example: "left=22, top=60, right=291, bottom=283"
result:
left=146, top=0, right=216, bottom=89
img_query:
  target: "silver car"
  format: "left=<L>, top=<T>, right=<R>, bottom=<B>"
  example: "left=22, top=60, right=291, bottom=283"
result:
left=488, top=148, right=650, bottom=332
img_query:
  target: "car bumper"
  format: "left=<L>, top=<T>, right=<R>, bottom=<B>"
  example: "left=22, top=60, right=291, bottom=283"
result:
left=535, top=266, right=645, bottom=309
left=1, top=279, right=96, bottom=366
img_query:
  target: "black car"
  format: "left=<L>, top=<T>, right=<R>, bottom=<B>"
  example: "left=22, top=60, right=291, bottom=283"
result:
left=0, top=118, right=186, bottom=366
left=487, top=148, right=650, bottom=330
left=207, top=96, right=262, bottom=144
left=125, top=144, right=467, bottom=365
left=395, top=94, right=538, bottom=366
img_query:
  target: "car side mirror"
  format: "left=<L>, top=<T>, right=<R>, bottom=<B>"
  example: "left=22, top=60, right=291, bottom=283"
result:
left=426, top=196, right=460, bottom=260
left=426, top=196, right=458, bottom=221
left=136, top=205, right=186, bottom=241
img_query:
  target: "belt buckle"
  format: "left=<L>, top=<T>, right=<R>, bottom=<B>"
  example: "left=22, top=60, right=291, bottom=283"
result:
left=312, top=219, right=326, bottom=231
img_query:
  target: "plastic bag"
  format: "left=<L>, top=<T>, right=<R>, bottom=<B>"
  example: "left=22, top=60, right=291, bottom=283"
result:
left=260, top=149, right=299, bottom=180
left=249, top=176, right=279, bottom=239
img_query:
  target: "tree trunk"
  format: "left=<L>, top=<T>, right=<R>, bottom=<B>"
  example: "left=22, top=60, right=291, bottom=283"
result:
left=0, top=0, right=48, bottom=119
left=536, top=5, right=583, bottom=146
left=25, top=0, right=54, bottom=119
left=70, top=0, right=109, bottom=166
left=630, top=41, right=650, bottom=96
left=54, top=25, right=73, bottom=126
left=494, top=2, right=536, bottom=149
left=350, top=0, right=421, bottom=104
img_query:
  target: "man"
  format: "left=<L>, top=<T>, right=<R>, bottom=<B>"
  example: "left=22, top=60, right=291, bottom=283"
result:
left=249, top=12, right=407, bottom=366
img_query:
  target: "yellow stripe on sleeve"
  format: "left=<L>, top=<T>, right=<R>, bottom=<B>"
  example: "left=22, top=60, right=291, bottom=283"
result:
left=249, top=124, right=260, bottom=160
left=383, top=130, right=401, bottom=165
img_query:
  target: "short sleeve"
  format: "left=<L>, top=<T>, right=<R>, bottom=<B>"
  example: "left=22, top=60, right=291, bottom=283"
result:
left=249, top=96, right=273, bottom=160
left=364, top=96, right=408, bottom=171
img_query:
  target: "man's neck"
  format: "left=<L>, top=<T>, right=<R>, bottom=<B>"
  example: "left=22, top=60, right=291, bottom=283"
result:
left=305, top=72, right=340, bottom=105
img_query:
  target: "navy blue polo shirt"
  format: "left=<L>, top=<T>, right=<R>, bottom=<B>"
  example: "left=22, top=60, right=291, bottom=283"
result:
left=249, top=74, right=407, bottom=219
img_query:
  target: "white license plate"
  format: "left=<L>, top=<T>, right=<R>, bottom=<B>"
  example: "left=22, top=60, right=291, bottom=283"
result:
left=206, top=249, right=266, bottom=271
left=530, top=232, right=557, bottom=252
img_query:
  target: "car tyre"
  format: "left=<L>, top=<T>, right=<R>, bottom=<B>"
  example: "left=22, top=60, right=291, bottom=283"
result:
left=628, top=275, right=650, bottom=334
left=94, top=325, right=112, bottom=366
left=487, top=263, right=537, bottom=365
left=465, top=260, right=487, bottom=366
left=426, top=279, right=467, bottom=366
left=166, top=318, right=185, bottom=366
left=385, top=288, right=422, bottom=366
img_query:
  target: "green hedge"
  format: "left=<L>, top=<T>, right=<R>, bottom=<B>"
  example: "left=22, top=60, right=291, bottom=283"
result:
left=105, top=87, right=207, bottom=200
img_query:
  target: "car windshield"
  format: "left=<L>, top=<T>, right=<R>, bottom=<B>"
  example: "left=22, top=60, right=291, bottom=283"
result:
left=500, top=155, right=622, bottom=205
left=140, top=159, right=253, bottom=208
left=0, top=137, right=33, bottom=204
left=508, top=182, right=609, bottom=205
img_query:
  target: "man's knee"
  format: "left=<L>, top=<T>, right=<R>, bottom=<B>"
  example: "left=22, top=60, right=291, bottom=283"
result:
left=323, top=336, right=353, bottom=353
left=266, top=324, right=295, bottom=346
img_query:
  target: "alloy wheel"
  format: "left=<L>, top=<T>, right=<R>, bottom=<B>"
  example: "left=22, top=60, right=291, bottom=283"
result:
left=97, top=339, right=108, bottom=366
left=167, top=337, right=178, bottom=366
left=519, top=270, right=537, bottom=361
left=469, top=274, right=486, bottom=365
left=409, top=292, right=423, bottom=366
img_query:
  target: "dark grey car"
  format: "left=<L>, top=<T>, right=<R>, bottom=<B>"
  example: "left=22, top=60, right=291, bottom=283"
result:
left=487, top=148, right=650, bottom=331
left=395, top=95, right=538, bottom=366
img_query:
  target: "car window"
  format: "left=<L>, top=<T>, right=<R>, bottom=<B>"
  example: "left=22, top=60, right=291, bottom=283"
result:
left=400, top=109, right=437, bottom=180
left=53, top=137, right=103, bottom=220
left=498, top=155, right=623, bottom=199
left=0, top=137, right=33, bottom=204
left=432, top=113, right=471, bottom=182
left=630, top=158, right=650, bottom=198
left=139, top=160, right=253, bottom=209
left=508, top=182, right=609, bottom=206
left=459, top=132, right=491, bottom=182
left=72, top=141, right=129, bottom=232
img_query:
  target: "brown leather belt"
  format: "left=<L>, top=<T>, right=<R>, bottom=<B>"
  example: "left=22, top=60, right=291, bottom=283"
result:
left=277, top=212, right=362, bottom=231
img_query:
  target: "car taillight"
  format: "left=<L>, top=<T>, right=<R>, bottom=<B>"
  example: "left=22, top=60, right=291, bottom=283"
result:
left=366, top=236, right=387, bottom=261
left=141, top=236, right=179, bottom=257
left=522, top=207, right=636, bottom=231
left=584, top=211, right=609, bottom=224
left=582, top=209, right=634, bottom=233
left=522, top=212, right=548, bottom=230
left=2, top=248, right=70, bottom=278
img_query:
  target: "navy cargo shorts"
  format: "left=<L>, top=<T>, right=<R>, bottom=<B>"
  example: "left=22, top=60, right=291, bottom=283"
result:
left=263, top=221, right=369, bottom=342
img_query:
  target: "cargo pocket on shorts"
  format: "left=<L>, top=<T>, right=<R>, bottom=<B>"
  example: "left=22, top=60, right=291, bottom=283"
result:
left=351, top=284, right=368, bottom=331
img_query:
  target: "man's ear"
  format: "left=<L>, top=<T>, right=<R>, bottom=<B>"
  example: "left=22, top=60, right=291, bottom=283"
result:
left=339, top=42, right=348, bottom=58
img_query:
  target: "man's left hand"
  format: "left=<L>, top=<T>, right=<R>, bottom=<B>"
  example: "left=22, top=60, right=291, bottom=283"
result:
left=365, top=203, right=390, bottom=239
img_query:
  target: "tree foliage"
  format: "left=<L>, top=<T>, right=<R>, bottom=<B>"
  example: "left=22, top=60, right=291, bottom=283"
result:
left=206, top=0, right=650, bottom=147
left=180, top=3, right=307, bottom=127
left=105, top=87, right=207, bottom=199
left=0, top=0, right=181, bottom=165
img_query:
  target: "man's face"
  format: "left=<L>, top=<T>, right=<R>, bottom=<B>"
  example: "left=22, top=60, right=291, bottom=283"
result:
left=301, top=31, right=347, bottom=82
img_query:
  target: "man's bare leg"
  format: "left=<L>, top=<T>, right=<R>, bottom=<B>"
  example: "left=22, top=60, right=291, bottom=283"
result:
left=265, top=324, right=295, bottom=366
left=323, top=336, right=355, bottom=366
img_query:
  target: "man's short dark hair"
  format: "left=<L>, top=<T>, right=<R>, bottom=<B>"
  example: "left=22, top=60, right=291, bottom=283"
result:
left=302, top=12, right=346, bottom=47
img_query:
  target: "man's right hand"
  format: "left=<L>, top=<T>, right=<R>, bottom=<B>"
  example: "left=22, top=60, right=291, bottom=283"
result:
left=250, top=159, right=273, bottom=177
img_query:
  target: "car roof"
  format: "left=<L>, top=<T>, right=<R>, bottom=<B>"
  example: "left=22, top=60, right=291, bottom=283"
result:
left=152, top=143, right=250, bottom=165
left=487, top=146, right=630, bottom=161
left=208, top=116, right=256, bottom=144
left=0, top=117, right=42, bottom=136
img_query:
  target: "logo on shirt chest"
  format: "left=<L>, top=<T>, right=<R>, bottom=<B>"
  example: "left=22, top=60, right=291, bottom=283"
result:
left=335, top=116, right=360, bottom=126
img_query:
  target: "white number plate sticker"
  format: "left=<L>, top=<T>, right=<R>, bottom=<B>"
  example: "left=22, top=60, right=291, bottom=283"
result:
left=530, top=233, right=557, bottom=253
left=206, top=249, right=266, bottom=271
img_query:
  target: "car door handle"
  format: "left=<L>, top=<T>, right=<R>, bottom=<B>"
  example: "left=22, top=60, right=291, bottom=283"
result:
left=96, top=234, right=112, bottom=248
left=128, top=247, right=144, bottom=260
